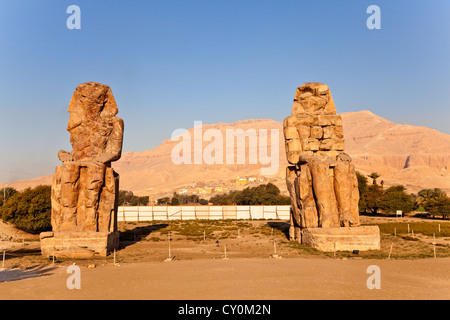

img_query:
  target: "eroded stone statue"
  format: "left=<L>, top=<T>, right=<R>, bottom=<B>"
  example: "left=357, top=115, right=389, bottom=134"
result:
left=40, top=82, right=124, bottom=258
left=52, top=82, right=124, bottom=232
left=284, top=83, right=360, bottom=242
left=41, top=82, right=123, bottom=257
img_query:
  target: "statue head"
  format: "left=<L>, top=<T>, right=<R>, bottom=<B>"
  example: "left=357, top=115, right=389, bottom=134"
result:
left=67, top=82, right=118, bottom=130
left=291, top=83, right=336, bottom=116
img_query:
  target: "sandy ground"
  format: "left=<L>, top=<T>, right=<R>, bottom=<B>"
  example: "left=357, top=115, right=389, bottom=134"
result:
left=0, top=216, right=449, bottom=300
left=0, top=257, right=448, bottom=300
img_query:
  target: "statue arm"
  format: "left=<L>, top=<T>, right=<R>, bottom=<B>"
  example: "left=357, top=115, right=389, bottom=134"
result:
left=94, top=117, right=124, bottom=164
left=58, top=150, right=74, bottom=162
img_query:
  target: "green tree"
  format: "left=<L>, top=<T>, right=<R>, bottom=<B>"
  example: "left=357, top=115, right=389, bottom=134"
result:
left=171, top=197, right=180, bottom=206
left=210, top=192, right=237, bottom=205
left=0, top=186, right=18, bottom=206
left=169, top=193, right=205, bottom=205
left=356, top=171, right=368, bottom=213
left=118, top=190, right=135, bottom=206
left=365, top=184, right=383, bottom=214
left=119, top=190, right=149, bottom=206
left=130, top=196, right=149, bottom=206
left=0, top=185, right=51, bottom=232
left=368, top=172, right=381, bottom=185
left=417, top=189, right=450, bottom=219
left=209, top=183, right=290, bottom=206
left=416, top=188, right=446, bottom=208
left=379, top=185, right=415, bottom=214
left=425, top=197, right=450, bottom=219
left=157, top=197, right=171, bottom=205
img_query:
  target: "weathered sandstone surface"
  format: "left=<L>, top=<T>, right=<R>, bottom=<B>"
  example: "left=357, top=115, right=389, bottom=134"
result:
left=40, top=82, right=123, bottom=257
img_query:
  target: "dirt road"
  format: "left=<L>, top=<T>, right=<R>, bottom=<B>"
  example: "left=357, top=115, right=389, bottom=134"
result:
left=1, top=257, right=448, bottom=300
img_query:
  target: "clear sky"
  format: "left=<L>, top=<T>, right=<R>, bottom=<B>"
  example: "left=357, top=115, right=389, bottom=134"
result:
left=0, top=0, right=449, bottom=183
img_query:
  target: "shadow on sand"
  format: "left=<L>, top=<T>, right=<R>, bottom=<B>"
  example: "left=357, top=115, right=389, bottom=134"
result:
left=118, top=223, right=169, bottom=250
left=267, top=221, right=290, bottom=239
left=0, top=264, right=57, bottom=283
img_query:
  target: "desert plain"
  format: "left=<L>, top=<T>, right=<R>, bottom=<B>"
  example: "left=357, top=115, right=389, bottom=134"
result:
left=0, top=215, right=449, bottom=300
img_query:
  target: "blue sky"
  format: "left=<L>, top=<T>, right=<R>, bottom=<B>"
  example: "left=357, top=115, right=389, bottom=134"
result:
left=0, top=0, right=449, bottom=183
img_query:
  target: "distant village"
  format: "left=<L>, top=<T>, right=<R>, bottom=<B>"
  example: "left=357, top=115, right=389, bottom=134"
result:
left=121, top=175, right=287, bottom=206
left=176, top=176, right=266, bottom=196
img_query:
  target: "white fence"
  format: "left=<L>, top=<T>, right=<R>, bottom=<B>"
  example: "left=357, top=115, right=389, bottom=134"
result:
left=117, top=205, right=291, bottom=222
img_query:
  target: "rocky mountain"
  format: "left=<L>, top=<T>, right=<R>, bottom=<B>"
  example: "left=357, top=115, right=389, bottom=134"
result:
left=343, top=110, right=450, bottom=194
left=3, top=111, right=450, bottom=198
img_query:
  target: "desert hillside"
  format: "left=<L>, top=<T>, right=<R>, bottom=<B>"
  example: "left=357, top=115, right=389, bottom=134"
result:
left=2, top=111, right=450, bottom=198
left=343, top=110, right=450, bottom=194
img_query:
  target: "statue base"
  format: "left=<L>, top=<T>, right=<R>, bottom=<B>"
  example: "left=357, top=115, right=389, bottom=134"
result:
left=40, top=231, right=119, bottom=258
left=301, top=226, right=380, bottom=252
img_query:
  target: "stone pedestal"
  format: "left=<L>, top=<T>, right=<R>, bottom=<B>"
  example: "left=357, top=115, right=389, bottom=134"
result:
left=301, top=226, right=380, bottom=252
left=40, top=231, right=119, bottom=258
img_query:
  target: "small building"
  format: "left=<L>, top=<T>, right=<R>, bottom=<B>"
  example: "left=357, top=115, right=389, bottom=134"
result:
left=236, top=176, right=248, bottom=186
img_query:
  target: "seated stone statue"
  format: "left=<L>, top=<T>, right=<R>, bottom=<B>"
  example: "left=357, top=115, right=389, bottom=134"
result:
left=284, top=83, right=359, bottom=241
left=51, top=82, right=124, bottom=233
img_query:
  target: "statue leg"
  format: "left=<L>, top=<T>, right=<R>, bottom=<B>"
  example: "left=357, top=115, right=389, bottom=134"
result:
left=51, top=166, right=63, bottom=231
left=286, top=166, right=302, bottom=242
left=334, top=162, right=353, bottom=227
left=98, top=168, right=118, bottom=232
left=310, top=161, right=339, bottom=228
left=60, top=162, right=81, bottom=230
left=350, top=164, right=360, bottom=226
left=79, top=164, right=105, bottom=232
left=299, top=164, right=319, bottom=228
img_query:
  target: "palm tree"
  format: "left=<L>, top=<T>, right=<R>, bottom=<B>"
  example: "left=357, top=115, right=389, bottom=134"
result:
left=368, top=172, right=381, bottom=185
left=416, top=188, right=447, bottom=209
